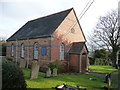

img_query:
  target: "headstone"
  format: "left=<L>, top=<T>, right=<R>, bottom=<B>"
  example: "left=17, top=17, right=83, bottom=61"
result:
left=108, top=78, right=111, bottom=87
left=108, top=73, right=111, bottom=89
left=45, top=68, right=51, bottom=78
left=52, top=68, right=57, bottom=77
left=19, top=60, right=26, bottom=68
left=104, top=74, right=108, bottom=83
left=30, top=60, right=40, bottom=79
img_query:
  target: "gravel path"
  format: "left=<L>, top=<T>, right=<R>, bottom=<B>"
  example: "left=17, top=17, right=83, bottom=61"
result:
left=87, top=71, right=120, bottom=89
left=87, top=72, right=107, bottom=77
left=118, top=70, right=120, bottom=89
left=111, top=70, right=120, bottom=89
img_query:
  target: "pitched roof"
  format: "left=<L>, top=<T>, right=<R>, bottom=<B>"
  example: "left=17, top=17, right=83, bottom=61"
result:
left=69, top=42, right=87, bottom=54
left=7, top=8, right=73, bottom=41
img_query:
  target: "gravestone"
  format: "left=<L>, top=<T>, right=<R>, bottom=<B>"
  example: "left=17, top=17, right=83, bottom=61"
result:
left=52, top=68, right=57, bottom=77
left=19, top=60, right=26, bottom=68
left=30, top=60, right=40, bottom=79
left=108, top=73, right=111, bottom=90
left=108, top=78, right=111, bottom=88
left=105, top=73, right=111, bottom=89
left=45, top=68, right=51, bottom=78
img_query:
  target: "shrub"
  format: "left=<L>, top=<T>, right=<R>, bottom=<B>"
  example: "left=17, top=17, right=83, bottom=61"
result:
left=2, top=43, right=6, bottom=56
left=89, top=57, right=95, bottom=65
left=48, top=60, right=60, bottom=69
left=2, top=59, right=27, bottom=89
left=48, top=63, right=57, bottom=69
left=94, top=58, right=108, bottom=65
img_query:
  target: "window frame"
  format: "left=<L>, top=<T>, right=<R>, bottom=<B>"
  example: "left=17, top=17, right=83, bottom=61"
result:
left=71, top=28, right=75, bottom=33
left=21, top=43, right=25, bottom=58
left=33, top=42, right=39, bottom=60
left=11, top=43, right=14, bottom=57
left=60, top=43, right=65, bottom=60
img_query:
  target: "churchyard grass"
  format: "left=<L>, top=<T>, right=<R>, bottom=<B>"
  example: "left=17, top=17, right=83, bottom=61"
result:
left=22, top=68, right=106, bottom=89
left=89, top=65, right=118, bottom=73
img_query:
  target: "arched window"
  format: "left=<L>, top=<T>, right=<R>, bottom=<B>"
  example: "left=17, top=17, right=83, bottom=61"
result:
left=60, top=43, right=65, bottom=60
left=21, top=43, right=25, bottom=58
left=33, top=42, right=39, bottom=60
left=11, top=44, right=14, bottom=56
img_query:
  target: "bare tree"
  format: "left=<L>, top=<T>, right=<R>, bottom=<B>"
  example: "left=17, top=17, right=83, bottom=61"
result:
left=89, top=9, right=120, bottom=67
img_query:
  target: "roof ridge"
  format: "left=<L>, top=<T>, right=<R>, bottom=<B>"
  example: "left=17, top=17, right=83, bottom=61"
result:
left=29, top=8, right=73, bottom=22
left=7, top=8, right=73, bottom=41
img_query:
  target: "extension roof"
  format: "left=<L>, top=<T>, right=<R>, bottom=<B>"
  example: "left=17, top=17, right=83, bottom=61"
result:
left=7, top=8, right=73, bottom=41
left=69, top=42, right=88, bottom=54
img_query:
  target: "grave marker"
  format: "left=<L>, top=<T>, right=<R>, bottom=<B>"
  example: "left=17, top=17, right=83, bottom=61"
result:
left=30, top=60, right=40, bottom=79
left=19, top=60, right=26, bottom=68
left=52, top=68, right=57, bottom=77
left=45, top=68, right=51, bottom=78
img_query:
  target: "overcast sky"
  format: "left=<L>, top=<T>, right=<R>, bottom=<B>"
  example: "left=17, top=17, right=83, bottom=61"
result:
left=0, top=0, right=119, bottom=40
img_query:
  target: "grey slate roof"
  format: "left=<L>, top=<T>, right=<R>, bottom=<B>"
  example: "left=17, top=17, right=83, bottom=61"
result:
left=69, top=42, right=87, bottom=54
left=7, top=8, right=73, bottom=41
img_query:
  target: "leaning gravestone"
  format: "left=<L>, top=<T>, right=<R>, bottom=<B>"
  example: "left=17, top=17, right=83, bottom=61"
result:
left=45, top=68, right=51, bottom=78
left=19, top=60, right=26, bottom=68
left=30, top=60, right=40, bottom=79
left=52, top=68, right=57, bottom=77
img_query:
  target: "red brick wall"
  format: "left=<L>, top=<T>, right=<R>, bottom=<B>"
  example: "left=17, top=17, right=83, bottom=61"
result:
left=51, top=9, right=86, bottom=61
left=68, top=46, right=88, bottom=72
left=6, top=9, right=87, bottom=72
left=69, top=54, right=79, bottom=72
left=49, top=9, right=87, bottom=72
left=80, top=46, right=88, bottom=72
left=6, top=37, right=51, bottom=69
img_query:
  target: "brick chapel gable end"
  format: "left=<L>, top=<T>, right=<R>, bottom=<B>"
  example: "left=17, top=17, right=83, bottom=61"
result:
left=52, top=9, right=86, bottom=44
left=6, top=8, right=88, bottom=73
left=51, top=9, right=87, bottom=61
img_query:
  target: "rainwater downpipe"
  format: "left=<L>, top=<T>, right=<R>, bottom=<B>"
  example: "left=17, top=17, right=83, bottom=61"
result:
left=27, top=38, right=30, bottom=68
left=16, top=39, right=18, bottom=64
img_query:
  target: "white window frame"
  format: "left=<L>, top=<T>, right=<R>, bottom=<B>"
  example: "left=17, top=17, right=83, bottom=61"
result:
left=21, top=43, right=25, bottom=58
left=60, top=43, right=65, bottom=60
left=33, top=42, right=39, bottom=60
left=11, top=44, right=14, bottom=56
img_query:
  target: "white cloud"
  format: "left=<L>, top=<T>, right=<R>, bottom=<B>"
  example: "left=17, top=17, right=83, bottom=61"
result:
left=0, top=0, right=119, bottom=39
left=0, top=26, right=14, bottom=39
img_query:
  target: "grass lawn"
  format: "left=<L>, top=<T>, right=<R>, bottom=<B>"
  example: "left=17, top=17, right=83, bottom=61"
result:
left=89, top=65, right=118, bottom=73
left=22, top=68, right=106, bottom=89
left=89, top=65, right=119, bottom=89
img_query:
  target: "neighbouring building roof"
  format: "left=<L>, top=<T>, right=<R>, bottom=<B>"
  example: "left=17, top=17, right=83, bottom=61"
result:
left=7, top=8, right=73, bottom=41
left=69, top=42, right=88, bottom=54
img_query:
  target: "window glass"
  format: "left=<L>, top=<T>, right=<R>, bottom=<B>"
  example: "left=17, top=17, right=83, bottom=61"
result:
left=11, top=44, right=14, bottom=56
left=41, top=47, right=47, bottom=56
left=21, top=43, right=25, bottom=58
left=71, top=28, right=75, bottom=33
left=33, top=42, right=39, bottom=59
left=60, top=43, right=65, bottom=60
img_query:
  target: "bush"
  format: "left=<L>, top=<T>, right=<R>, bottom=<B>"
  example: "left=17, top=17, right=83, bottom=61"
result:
left=2, top=59, right=27, bottom=89
left=89, top=57, right=95, bottom=65
left=94, top=58, right=108, bottom=65
left=48, top=60, right=60, bottom=69
left=2, top=43, right=6, bottom=56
